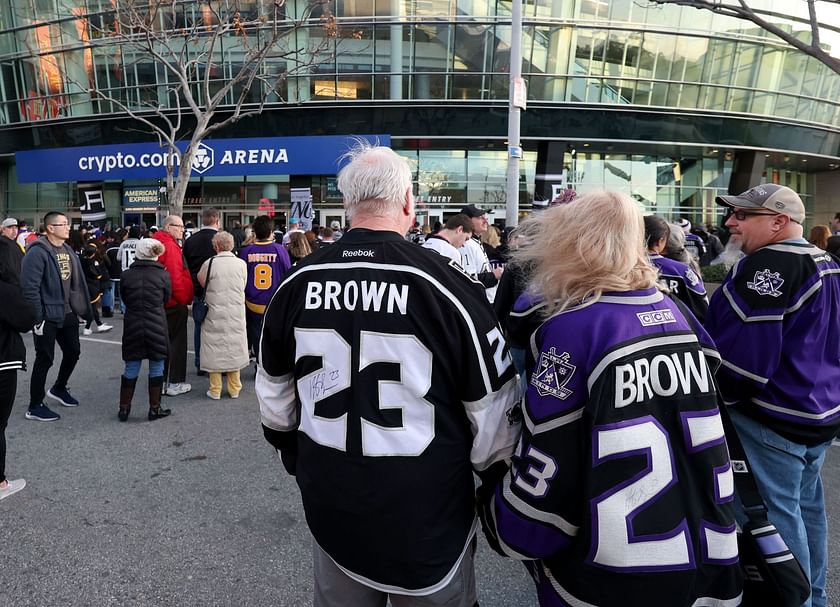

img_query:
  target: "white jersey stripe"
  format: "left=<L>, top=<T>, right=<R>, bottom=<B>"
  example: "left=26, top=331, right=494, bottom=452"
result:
left=751, top=396, right=840, bottom=421
left=317, top=520, right=478, bottom=596
left=502, top=473, right=579, bottom=536
left=464, top=376, right=521, bottom=471
left=256, top=368, right=298, bottom=431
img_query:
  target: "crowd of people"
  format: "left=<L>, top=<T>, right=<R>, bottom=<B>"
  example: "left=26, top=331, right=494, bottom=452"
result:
left=0, top=144, right=838, bottom=607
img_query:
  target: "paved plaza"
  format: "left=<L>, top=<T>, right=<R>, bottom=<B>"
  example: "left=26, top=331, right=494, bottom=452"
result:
left=2, top=315, right=840, bottom=606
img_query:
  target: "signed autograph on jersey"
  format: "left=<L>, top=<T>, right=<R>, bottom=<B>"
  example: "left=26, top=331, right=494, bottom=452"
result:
left=310, top=370, right=343, bottom=400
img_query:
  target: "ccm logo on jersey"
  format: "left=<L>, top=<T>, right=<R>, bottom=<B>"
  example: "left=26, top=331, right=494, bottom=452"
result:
left=342, top=249, right=375, bottom=257
left=614, top=350, right=711, bottom=408
left=636, top=310, right=676, bottom=327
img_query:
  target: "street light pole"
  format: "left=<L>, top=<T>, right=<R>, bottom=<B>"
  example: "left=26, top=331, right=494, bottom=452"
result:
left=505, top=0, right=524, bottom=228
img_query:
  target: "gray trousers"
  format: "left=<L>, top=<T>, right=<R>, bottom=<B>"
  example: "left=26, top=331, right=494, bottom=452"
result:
left=312, top=539, right=477, bottom=607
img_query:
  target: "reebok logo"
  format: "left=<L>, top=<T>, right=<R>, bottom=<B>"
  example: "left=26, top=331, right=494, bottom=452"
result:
left=342, top=250, right=374, bottom=258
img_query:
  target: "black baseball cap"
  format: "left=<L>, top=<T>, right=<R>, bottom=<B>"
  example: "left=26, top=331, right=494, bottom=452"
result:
left=460, top=204, right=490, bottom=218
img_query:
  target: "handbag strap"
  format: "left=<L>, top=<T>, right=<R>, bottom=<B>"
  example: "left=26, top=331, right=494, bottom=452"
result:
left=203, top=256, right=215, bottom=294
left=716, top=396, right=769, bottom=519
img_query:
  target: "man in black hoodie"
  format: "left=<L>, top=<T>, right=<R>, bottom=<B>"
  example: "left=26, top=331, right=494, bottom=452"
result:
left=20, top=211, right=90, bottom=422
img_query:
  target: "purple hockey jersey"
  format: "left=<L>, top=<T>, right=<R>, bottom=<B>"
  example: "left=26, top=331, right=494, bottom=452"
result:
left=705, top=241, right=840, bottom=445
left=239, top=240, right=292, bottom=314
left=649, top=253, right=709, bottom=323
left=480, top=288, right=742, bottom=606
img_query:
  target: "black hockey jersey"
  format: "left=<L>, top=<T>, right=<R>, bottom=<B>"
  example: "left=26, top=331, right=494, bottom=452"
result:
left=257, top=228, right=521, bottom=595
left=481, top=288, right=742, bottom=606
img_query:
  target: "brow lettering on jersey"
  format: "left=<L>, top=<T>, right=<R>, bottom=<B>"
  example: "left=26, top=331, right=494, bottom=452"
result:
left=304, top=280, right=409, bottom=315
left=614, top=350, right=710, bottom=408
left=247, top=252, right=280, bottom=263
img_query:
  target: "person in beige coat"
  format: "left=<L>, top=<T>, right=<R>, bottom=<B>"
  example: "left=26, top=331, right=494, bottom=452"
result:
left=197, top=231, right=249, bottom=399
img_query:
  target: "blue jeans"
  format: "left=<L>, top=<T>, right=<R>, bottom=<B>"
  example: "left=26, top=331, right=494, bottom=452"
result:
left=110, top=280, right=121, bottom=311
left=124, top=359, right=165, bottom=380
left=729, top=408, right=830, bottom=607
left=102, top=284, right=113, bottom=309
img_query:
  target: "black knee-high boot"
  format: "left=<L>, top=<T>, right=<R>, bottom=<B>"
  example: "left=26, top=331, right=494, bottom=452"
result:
left=148, top=376, right=171, bottom=421
left=118, top=376, right=137, bottom=422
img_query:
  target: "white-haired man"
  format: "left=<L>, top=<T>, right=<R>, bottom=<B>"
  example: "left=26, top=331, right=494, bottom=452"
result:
left=256, top=143, right=521, bottom=607
left=706, top=184, right=840, bottom=607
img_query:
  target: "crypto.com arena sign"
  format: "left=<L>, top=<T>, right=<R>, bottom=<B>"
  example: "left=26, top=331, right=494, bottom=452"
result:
left=15, top=134, right=389, bottom=183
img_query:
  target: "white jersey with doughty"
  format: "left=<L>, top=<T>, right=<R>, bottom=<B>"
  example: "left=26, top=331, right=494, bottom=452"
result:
left=256, top=228, right=521, bottom=595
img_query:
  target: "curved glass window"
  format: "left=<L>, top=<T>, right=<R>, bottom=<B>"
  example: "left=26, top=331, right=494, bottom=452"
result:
left=0, top=0, right=836, bottom=126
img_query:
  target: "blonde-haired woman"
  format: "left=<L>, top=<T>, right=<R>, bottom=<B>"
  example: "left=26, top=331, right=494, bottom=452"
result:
left=478, top=191, right=741, bottom=606
left=198, top=231, right=249, bottom=399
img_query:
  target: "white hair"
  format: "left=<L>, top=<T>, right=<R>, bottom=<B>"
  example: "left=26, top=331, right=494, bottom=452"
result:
left=337, top=141, right=412, bottom=221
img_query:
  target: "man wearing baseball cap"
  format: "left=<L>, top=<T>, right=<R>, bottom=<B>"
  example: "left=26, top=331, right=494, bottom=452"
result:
left=705, top=183, right=840, bottom=607
left=0, top=218, right=23, bottom=285
left=281, top=216, right=304, bottom=246
left=459, top=204, right=503, bottom=302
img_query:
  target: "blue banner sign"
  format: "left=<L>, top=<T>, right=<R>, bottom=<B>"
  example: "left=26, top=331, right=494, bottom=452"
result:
left=15, top=134, right=390, bottom=183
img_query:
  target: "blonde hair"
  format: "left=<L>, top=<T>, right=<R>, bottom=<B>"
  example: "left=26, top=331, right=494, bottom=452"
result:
left=481, top=224, right=501, bottom=248
left=513, top=190, right=658, bottom=316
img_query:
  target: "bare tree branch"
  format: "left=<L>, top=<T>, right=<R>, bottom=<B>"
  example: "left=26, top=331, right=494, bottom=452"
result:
left=19, top=0, right=349, bottom=211
left=646, top=0, right=840, bottom=75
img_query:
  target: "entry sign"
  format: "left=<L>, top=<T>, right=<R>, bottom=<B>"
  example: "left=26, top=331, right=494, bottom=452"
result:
left=15, top=134, right=390, bottom=184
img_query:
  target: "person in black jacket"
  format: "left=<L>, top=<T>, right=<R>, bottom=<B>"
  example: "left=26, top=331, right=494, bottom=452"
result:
left=80, top=242, right=113, bottom=335
left=0, top=257, right=36, bottom=499
left=119, top=238, right=172, bottom=421
left=182, top=207, right=219, bottom=376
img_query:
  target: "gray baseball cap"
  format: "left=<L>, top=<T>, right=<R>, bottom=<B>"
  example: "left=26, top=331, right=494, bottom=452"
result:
left=1, top=217, right=18, bottom=228
left=715, top=184, right=805, bottom=224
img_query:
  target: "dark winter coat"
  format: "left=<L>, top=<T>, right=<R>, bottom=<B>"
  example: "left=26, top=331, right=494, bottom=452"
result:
left=0, top=236, right=23, bottom=286
left=120, top=260, right=171, bottom=362
left=81, top=255, right=108, bottom=303
left=21, top=238, right=91, bottom=325
left=0, top=278, right=36, bottom=372
left=182, top=227, right=217, bottom=297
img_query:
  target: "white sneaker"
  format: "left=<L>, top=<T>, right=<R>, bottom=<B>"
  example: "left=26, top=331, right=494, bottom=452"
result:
left=205, top=390, right=220, bottom=400
left=165, top=382, right=192, bottom=396
left=96, top=323, right=113, bottom=333
left=0, top=478, right=26, bottom=501
left=82, top=328, right=93, bottom=336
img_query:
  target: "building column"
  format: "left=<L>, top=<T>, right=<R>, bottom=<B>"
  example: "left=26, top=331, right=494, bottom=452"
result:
left=728, top=151, right=765, bottom=194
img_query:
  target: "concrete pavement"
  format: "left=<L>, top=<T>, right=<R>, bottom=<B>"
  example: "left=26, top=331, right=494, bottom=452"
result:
left=3, top=314, right=840, bottom=605
left=0, top=315, right=533, bottom=606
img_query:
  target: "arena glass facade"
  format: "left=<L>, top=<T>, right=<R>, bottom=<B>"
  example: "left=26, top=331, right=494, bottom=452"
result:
left=0, top=0, right=838, bottom=229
